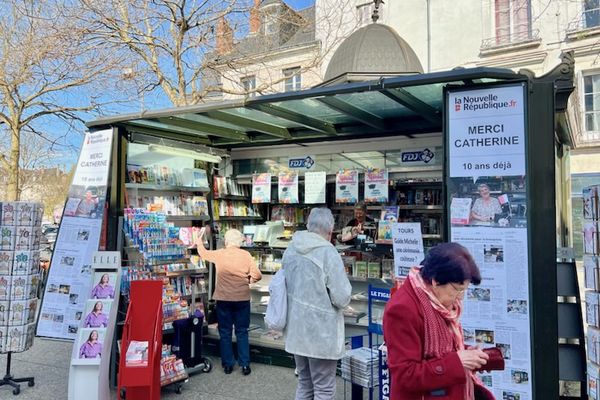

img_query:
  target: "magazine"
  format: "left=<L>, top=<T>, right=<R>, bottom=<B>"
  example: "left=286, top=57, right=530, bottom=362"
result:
left=376, top=221, right=393, bottom=244
left=125, top=340, right=149, bottom=367
left=380, top=206, right=398, bottom=222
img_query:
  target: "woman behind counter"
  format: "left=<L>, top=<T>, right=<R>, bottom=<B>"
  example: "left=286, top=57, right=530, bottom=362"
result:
left=383, top=242, right=494, bottom=400
left=470, top=183, right=502, bottom=225
left=195, top=228, right=261, bottom=376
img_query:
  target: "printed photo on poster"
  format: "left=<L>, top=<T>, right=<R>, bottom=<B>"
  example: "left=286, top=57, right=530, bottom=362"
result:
left=77, top=328, right=105, bottom=361
left=90, top=272, right=116, bottom=299
left=63, top=185, right=107, bottom=219
left=449, top=176, right=526, bottom=228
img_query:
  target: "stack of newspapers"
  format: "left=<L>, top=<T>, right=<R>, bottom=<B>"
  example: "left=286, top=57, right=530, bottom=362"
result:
left=341, top=347, right=380, bottom=388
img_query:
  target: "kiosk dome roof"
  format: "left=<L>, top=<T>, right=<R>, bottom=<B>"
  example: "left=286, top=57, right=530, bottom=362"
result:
left=324, top=23, right=424, bottom=82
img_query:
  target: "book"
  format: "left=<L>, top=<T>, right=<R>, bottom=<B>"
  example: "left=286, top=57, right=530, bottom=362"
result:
left=354, top=261, right=367, bottom=279
left=367, top=261, right=381, bottom=279
left=342, top=256, right=356, bottom=276
left=381, top=259, right=394, bottom=279
left=127, top=164, right=142, bottom=183
left=380, top=206, right=398, bottom=222
left=126, top=340, right=149, bottom=367
left=376, top=221, right=393, bottom=244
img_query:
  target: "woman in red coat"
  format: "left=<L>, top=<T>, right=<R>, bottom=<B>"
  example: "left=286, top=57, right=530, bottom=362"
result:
left=383, top=242, right=495, bottom=400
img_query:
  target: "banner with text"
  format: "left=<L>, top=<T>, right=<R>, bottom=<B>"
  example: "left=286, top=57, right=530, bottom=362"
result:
left=37, top=129, right=114, bottom=340
left=252, top=173, right=271, bottom=204
left=447, top=84, right=532, bottom=400
left=305, top=171, right=326, bottom=204
left=336, top=169, right=359, bottom=204
left=364, top=168, right=388, bottom=203
left=278, top=172, right=299, bottom=204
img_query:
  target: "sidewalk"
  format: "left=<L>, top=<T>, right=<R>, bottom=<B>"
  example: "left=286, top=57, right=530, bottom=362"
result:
left=0, top=339, right=354, bottom=399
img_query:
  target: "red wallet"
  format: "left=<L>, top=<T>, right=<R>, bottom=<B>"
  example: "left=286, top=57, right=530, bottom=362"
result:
left=476, top=347, right=505, bottom=372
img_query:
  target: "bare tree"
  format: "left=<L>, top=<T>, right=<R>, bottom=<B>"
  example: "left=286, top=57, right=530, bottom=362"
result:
left=0, top=1, right=124, bottom=200
left=78, top=0, right=359, bottom=105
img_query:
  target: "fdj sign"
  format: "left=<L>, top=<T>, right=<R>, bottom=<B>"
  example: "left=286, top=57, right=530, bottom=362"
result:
left=288, top=156, right=315, bottom=170
left=401, top=148, right=435, bottom=163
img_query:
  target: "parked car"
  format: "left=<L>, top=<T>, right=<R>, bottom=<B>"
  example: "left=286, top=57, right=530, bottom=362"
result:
left=41, top=225, right=59, bottom=244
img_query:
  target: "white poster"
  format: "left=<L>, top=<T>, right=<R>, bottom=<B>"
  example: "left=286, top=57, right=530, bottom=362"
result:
left=447, top=85, right=531, bottom=400
left=305, top=171, right=326, bottom=204
left=452, top=227, right=532, bottom=400
left=364, top=168, right=388, bottom=203
left=278, top=172, right=298, bottom=204
left=391, top=222, right=424, bottom=278
left=336, top=169, right=359, bottom=204
left=37, top=129, right=113, bottom=340
left=252, top=173, right=271, bottom=204
left=448, top=85, right=525, bottom=177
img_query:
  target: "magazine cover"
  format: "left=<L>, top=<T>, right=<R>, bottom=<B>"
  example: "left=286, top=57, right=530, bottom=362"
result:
left=126, top=164, right=142, bottom=184
left=126, top=340, right=149, bottom=367
left=584, top=186, right=599, bottom=220
left=364, top=168, right=389, bottom=203
left=380, top=206, right=398, bottom=222
left=252, top=173, right=272, bottom=204
left=585, top=255, right=600, bottom=291
left=376, top=220, right=393, bottom=244
left=335, top=169, right=359, bottom=204
left=450, top=197, right=472, bottom=225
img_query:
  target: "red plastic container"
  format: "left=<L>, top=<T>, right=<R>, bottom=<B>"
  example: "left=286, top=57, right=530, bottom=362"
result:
left=118, top=280, right=163, bottom=400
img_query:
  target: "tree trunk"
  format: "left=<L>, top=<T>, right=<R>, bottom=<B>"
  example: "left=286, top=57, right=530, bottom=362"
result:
left=6, top=127, right=20, bottom=201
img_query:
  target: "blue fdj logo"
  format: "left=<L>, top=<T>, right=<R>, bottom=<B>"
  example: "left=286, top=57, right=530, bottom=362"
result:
left=289, top=156, right=315, bottom=169
left=401, top=148, right=434, bottom=163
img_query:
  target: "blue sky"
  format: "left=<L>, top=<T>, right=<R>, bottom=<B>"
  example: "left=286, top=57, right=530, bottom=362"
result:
left=287, top=0, right=315, bottom=9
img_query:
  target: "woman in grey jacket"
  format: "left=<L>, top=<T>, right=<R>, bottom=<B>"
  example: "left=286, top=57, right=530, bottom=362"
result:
left=283, top=207, right=352, bottom=400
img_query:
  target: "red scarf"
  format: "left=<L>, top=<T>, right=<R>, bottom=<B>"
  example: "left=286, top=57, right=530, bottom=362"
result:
left=408, top=267, right=479, bottom=400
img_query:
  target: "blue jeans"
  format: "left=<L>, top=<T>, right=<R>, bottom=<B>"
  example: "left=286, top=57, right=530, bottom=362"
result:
left=216, top=300, right=250, bottom=368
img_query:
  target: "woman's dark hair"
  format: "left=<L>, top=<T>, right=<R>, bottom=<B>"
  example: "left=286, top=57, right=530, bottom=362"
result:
left=420, top=242, right=481, bottom=285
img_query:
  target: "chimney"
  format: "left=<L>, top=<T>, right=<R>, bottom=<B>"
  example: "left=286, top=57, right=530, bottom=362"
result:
left=216, top=17, right=233, bottom=54
left=249, top=0, right=261, bottom=35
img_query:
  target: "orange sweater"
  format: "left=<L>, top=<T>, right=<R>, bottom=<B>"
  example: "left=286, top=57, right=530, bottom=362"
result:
left=198, top=246, right=261, bottom=301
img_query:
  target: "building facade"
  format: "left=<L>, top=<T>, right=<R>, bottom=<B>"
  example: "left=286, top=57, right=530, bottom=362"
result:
left=211, top=0, right=600, bottom=254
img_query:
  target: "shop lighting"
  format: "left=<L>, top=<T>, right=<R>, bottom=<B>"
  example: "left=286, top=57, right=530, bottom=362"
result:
left=148, top=144, right=222, bottom=163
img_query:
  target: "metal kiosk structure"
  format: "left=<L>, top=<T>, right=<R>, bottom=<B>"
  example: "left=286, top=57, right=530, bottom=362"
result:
left=87, top=53, right=578, bottom=399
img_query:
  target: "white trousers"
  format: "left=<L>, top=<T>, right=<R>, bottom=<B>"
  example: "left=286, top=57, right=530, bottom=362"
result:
left=294, top=355, right=338, bottom=400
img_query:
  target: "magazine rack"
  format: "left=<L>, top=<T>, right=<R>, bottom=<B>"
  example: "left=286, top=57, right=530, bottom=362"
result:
left=118, top=280, right=163, bottom=400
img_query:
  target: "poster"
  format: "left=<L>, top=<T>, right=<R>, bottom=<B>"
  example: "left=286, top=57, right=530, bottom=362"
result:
left=252, top=173, right=271, bottom=204
left=37, top=129, right=113, bottom=340
left=305, top=171, right=326, bottom=204
left=336, top=169, right=359, bottom=204
left=278, top=172, right=298, bottom=204
left=391, top=222, right=424, bottom=278
left=364, top=168, right=388, bottom=203
left=448, top=85, right=525, bottom=178
left=447, top=84, right=532, bottom=400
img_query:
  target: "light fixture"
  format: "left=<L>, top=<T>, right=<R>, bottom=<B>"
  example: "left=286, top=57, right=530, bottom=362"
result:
left=148, top=144, right=223, bottom=163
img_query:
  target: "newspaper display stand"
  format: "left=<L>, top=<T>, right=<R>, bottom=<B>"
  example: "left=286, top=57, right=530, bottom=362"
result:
left=117, top=280, right=163, bottom=400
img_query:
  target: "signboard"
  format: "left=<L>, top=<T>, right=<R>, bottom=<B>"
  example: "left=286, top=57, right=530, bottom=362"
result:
left=447, top=84, right=532, bottom=400
left=38, top=129, right=114, bottom=340
left=305, top=171, right=326, bottom=204
left=335, top=169, right=358, bottom=204
left=278, top=172, right=298, bottom=204
left=364, top=168, right=388, bottom=203
left=399, top=147, right=437, bottom=166
left=391, top=222, right=424, bottom=278
left=252, top=173, right=271, bottom=203
left=287, top=155, right=316, bottom=170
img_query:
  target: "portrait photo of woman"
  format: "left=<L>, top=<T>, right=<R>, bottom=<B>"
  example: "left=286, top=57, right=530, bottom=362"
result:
left=83, top=301, right=109, bottom=328
left=470, top=184, right=502, bottom=225
left=90, top=273, right=115, bottom=299
left=79, top=329, right=103, bottom=359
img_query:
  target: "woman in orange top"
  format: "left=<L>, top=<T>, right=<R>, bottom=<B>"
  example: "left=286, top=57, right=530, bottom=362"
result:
left=196, top=228, right=261, bottom=376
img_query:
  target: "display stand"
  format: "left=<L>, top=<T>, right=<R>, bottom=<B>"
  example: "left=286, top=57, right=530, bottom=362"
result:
left=68, top=251, right=121, bottom=400
left=117, top=280, right=163, bottom=400
left=0, top=352, right=34, bottom=395
left=0, top=201, right=44, bottom=397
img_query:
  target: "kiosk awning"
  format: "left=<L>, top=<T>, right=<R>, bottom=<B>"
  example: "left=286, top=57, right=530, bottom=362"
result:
left=87, top=67, right=525, bottom=148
